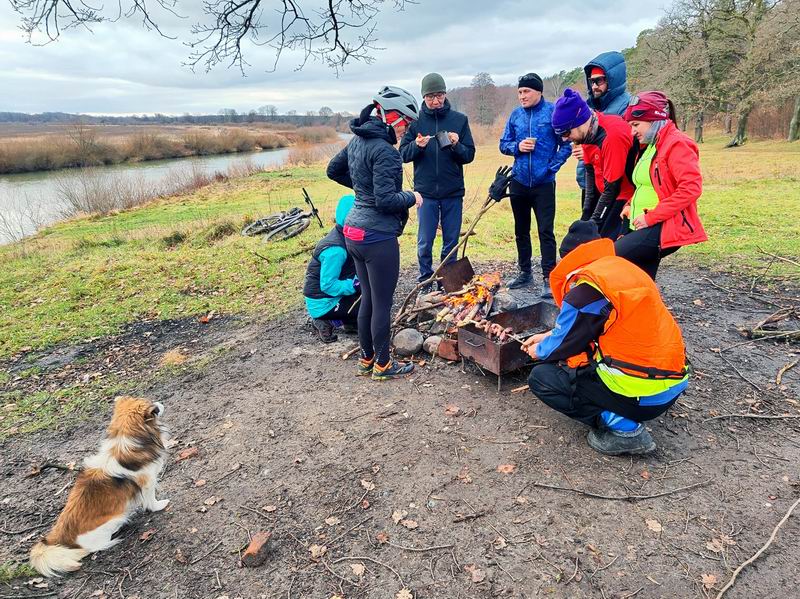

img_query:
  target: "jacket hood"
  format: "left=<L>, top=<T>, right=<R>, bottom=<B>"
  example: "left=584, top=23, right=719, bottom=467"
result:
left=335, top=194, right=356, bottom=227
left=421, top=97, right=452, bottom=117
left=549, top=238, right=615, bottom=307
left=585, top=51, right=628, bottom=112
left=349, top=116, right=395, bottom=143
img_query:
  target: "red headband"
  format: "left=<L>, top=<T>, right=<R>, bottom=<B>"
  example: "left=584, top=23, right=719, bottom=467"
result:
left=589, top=67, right=605, bottom=78
left=624, top=91, right=670, bottom=122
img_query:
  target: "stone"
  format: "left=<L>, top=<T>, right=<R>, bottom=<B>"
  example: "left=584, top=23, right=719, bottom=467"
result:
left=241, top=531, right=273, bottom=567
left=437, top=338, right=460, bottom=361
left=393, top=328, right=424, bottom=356
left=492, top=290, right=518, bottom=313
left=423, top=335, right=442, bottom=355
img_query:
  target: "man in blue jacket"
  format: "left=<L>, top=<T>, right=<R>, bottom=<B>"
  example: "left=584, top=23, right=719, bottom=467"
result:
left=400, top=73, right=475, bottom=287
left=304, top=195, right=360, bottom=343
left=574, top=52, right=632, bottom=207
left=499, top=72, right=571, bottom=298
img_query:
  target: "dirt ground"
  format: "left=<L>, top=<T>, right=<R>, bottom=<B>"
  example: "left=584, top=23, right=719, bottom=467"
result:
left=2, top=264, right=799, bottom=599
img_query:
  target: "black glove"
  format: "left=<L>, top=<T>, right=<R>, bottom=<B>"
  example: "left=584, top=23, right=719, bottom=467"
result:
left=488, top=165, right=514, bottom=201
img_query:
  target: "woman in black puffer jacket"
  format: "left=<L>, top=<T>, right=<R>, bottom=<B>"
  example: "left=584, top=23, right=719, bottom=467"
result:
left=327, top=86, right=422, bottom=381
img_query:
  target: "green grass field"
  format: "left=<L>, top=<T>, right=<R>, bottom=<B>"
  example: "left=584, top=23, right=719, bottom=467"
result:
left=1, top=132, right=798, bottom=360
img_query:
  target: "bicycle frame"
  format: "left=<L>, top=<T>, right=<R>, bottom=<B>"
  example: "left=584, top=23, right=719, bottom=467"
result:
left=302, top=188, right=324, bottom=229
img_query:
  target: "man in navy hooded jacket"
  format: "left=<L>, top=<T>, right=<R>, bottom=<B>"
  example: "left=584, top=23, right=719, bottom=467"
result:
left=400, top=73, right=475, bottom=287
left=499, top=72, right=571, bottom=298
left=574, top=52, right=632, bottom=203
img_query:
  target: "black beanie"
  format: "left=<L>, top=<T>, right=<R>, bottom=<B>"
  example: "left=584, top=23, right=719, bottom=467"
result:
left=559, top=220, right=600, bottom=257
left=518, top=73, right=544, bottom=92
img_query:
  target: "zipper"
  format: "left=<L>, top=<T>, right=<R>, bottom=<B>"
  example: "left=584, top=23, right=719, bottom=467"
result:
left=435, top=112, right=439, bottom=197
left=528, top=108, right=533, bottom=187
left=681, top=210, right=694, bottom=233
left=654, top=161, right=662, bottom=186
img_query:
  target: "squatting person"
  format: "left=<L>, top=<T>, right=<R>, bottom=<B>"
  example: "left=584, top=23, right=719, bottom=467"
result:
left=327, top=86, right=423, bottom=381
left=399, top=73, right=475, bottom=290
left=304, top=195, right=361, bottom=343
left=521, top=220, right=690, bottom=455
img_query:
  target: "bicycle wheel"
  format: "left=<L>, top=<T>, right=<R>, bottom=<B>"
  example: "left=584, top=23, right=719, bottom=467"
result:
left=263, top=217, right=311, bottom=242
left=242, top=212, right=285, bottom=236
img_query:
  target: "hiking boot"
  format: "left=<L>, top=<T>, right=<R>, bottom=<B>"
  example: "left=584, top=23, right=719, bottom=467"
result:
left=357, top=357, right=374, bottom=376
left=418, top=282, right=434, bottom=295
left=507, top=271, right=533, bottom=289
left=587, top=426, right=656, bottom=456
left=312, top=319, right=338, bottom=343
left=540, top=280, right=553, bottom=299
left=342, top=323, right=358, bottom=335
left=371, top=359, right=414, bottom=381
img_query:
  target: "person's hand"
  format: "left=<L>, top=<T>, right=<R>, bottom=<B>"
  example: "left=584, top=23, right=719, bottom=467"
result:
left=414, top=191, right=424, bottom=208
left=415, top=133, right=431, bottom=148
left=571, top=144, right=584, bottom=160
left=353, top=276, right=360, bottom=290
left=621, top=204, right=631, bottom=220
left=519, top=138, right=535, bottom=153
left=488, top=165, right=514, bottom=201
left=448, top=132, right=459, bottom=145
left=632, top=214, right=649, bottom=229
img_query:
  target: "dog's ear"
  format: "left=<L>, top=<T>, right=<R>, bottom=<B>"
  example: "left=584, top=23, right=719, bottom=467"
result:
left=146, top=404, right=161, bottom=420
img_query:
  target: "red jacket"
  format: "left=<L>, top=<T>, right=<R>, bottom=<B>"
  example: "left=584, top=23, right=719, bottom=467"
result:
left=643, top=121, right=707, bottom=249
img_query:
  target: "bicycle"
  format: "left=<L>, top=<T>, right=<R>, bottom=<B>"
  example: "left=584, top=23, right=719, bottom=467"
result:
left=242, top=188, right=324, bottom=242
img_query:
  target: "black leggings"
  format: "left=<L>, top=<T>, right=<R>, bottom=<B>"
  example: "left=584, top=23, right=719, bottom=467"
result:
left=614, top=222, right=678, bottom=280
left=345, top=237, right=400, bottom=366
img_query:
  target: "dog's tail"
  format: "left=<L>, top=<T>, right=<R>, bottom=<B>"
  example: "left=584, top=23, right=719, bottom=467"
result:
left=30, top=540, right=87, bottom=577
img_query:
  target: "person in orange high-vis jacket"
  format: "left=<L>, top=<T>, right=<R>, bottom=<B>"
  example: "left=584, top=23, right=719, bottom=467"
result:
left=521, top=220, right=689, bottom=455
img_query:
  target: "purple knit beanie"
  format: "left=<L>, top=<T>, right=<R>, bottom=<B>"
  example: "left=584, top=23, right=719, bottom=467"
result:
left=552, top=89, right=592, bottom=135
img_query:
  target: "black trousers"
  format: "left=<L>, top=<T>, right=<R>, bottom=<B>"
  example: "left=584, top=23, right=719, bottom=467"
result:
left=345, top=237, right=399, bottom=366
left=317, top=293, right=360, bottom=326
left=509, top=180, right=557, bottom=279
left=614, top=223, right=679, bottom=280
left=528, top=362, right=678, bottom=428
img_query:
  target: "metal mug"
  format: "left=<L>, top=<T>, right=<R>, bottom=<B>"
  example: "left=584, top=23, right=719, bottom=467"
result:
left=435, top=130, right=452, bottom=149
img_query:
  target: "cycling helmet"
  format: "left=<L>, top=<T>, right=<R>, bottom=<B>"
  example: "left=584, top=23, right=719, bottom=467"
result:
left=373, top=85, right=419, bottom=125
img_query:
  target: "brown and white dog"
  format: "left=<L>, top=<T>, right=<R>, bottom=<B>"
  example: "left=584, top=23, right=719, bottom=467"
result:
left=30, top=396, right=169, bottom=577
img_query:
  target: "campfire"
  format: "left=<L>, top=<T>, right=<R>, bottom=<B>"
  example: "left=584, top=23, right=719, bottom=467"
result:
left=435, top=272, right=502, bottom=326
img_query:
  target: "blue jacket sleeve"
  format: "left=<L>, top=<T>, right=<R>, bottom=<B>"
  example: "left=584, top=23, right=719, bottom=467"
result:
left=327, top=146, right=353, bottom=188
left=536, top=284, right=611, bottom=362
left=451, top=117, right=476, bottom=165
left=372, top=145, right=416, bottom=213
left=499, top=114, right=520, bottom=157
left=318, top=246, right=356, bottom=298
left=398, top=121, right=421, bottom=163
left=548, top=134, right=572, bottom=174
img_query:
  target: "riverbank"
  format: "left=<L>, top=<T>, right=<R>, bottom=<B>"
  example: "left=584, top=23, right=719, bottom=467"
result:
left=0, top=124, right=338, bottom=174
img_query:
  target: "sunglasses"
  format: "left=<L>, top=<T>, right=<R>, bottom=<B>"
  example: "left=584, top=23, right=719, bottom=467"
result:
left=589, top=76, right=607, bottom=86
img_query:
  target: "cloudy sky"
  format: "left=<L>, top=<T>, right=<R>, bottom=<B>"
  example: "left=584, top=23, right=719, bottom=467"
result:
left=0, top=0, right=667, bottom=116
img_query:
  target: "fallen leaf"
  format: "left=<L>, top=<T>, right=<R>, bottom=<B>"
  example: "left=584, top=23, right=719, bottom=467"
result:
left=701, top=573, right=718, bottom=589
left=350, top=563, right=366, bottom=577
left=194, top=479, right=207, bottom=487
left=325, top=516, right=341, bottom=526
left=375, top=532, right=390, bottom=544
left=640, top=470, right=651, bottom=480
left=165, top=439, right=180, bottom=448
left=444, top=404, right=461, bottom=416
left=400, top=519, right=419, bottom=530
left=175, top=548, right=188, bottom=564
left=706, top=538, right=724, bottom=553
left=392, top=509, right=408, bottom=524
left=493, top=536, right=507, bottom=549
left=361, top=479, right=376, bottom=491
left=204, top=496, right=221, bottom=506
left=395, top=589, right=413, bottom=599
left=175, top=446, right=199, bottom=462
left=645, top=518, right=662, bottom=533
left=361, top=499, right=371, bottom=510
left=262, top=505, right=277, bottom=512
left=222, top=421, right=234, bottom=429
left=692, top=298, right=704, bottom=306
left=496, top=464, right=516, bottom=474
left=464, top=563, right=486, bottom=583
left=139, top=529, right=156, bottom=542
left=309, top=544, right=327, bottom=559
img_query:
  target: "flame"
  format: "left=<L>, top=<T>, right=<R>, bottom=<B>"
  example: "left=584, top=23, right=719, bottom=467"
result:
left=444, top=272, right=501, bottom=310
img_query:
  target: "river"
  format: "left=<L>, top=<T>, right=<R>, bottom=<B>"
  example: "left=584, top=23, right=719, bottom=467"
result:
left=0, top=135, right=348, bottom=244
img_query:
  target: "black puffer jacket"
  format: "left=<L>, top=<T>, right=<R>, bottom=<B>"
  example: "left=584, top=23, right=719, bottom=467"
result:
left=398, top=99, right=475, bottom=199
left=327, top=116, right=416, bottom=237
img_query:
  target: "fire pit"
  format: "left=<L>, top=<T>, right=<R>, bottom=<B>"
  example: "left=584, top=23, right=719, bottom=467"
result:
left=458, top=301, right=559, bottom=390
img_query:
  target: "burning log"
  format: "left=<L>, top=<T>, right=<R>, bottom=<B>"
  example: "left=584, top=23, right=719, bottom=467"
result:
left=434, top=272, right=501, bottom=327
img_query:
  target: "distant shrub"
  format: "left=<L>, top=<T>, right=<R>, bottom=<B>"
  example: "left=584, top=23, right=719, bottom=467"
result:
left=161, top=231, right=187, bottom=248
